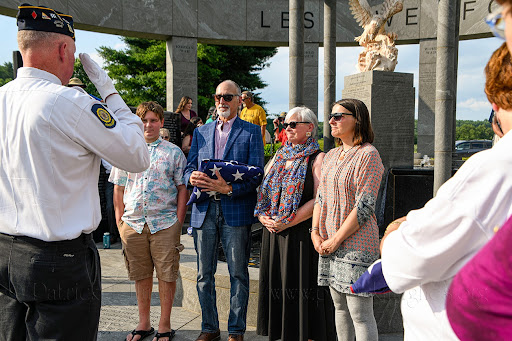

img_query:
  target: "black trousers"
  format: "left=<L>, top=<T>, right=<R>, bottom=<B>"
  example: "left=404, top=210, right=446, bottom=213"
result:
left=0, top=232, right=101, bottom=341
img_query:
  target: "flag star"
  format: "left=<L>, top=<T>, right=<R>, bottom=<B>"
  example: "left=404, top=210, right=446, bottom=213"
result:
left=247, top=166, right=257, bottom=170
left=193, top=188, right=202, bottom=198
left=224, top=161, right=234, bottom=166
left=210, top=164, right=222, bottom=176
left=232, top=169, right=245, bottom=181
left=207, top=191, right=217, bottom=197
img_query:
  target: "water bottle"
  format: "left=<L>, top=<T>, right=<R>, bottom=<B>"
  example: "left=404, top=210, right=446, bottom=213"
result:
left=103, top=232, right=111, bottom=249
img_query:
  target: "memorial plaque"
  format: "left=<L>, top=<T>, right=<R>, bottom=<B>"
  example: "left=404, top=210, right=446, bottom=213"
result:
left=304, top=43, right=318, bottom=116
left=418, top=39, right=437, bottom=157
left=163, top=112, right=181, bottom=147
left=166, top=37, right=198, bottom=115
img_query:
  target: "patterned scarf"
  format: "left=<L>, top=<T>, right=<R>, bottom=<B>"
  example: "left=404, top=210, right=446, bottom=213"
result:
left=254, top=137, right=320, bottom=224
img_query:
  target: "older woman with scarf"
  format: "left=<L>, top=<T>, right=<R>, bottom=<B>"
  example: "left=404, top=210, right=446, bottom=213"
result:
left=255, top=107, right=336, bottom=341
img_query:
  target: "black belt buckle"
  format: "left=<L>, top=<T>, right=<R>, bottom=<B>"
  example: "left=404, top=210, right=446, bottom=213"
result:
left=212, top=192, right=221, bottom=201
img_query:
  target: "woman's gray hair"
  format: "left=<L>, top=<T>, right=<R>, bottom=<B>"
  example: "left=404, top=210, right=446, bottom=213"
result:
left=286, top=106, right=318, bottom=139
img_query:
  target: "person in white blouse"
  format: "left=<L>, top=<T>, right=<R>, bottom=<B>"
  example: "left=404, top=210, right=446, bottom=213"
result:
left=380, top=3, right=512, bottom=339
left=0, top=4, right=149, bottom=340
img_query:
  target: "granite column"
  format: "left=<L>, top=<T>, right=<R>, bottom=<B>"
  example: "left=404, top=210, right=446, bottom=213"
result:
left=289, top=0, right=304, bottom=109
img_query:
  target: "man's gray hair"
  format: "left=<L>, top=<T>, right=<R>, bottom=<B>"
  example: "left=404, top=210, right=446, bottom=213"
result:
left=221, top=80, right=241, bottom=96
left=242, top=90, right=253, bottom=99
left=286, top=106, right=319, bottom=139
left=17, top=30, right=61, bottom=52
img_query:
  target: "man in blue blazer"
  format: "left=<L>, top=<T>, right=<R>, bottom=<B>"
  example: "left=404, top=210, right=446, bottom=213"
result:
left=184, top=80, right=264, bottom=341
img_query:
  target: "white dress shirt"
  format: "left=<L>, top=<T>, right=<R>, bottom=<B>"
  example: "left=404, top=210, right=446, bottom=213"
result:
left=0, top=67, right=149, bottom=241
left=381, top=131, right=512, bottom=340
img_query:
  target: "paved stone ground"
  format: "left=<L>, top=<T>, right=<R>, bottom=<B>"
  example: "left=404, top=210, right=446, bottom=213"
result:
left=96, top=241, right=403, bottom=341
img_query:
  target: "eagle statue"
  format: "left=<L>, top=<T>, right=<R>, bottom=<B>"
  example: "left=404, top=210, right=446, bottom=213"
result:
left=349, top=0, right=404, bottom=72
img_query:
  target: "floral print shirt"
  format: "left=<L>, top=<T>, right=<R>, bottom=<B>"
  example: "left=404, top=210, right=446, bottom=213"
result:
left=109, top=138, right=186, bottom=234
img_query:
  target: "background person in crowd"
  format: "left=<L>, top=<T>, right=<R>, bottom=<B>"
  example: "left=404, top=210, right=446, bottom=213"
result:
left=240, top=91, right=267, bottom=144
left=176, top=95, right=198, bottom=133
left=445, top=18, right=512, bottom=340
left=380, top=16, right=512, bottom=339
left=272, top=111, right=288, bottom=144
left=205, top=106, right=217, bottom=124
left=312, top=99, right=384, bottom=341
left=184, top=80, right=264, bottom=341
left=67, top=76, right=85, bottom=88
left=255, top=107, right=336, bottom=341
left=110, top=101, right=187, bottom=341
left=160, top=127, right=170, bottom=141
left=181, top=116, right=203, bottom=157
left=0, top=4, right=149, bottom=340
left=101, top=158, right=118, bottom=244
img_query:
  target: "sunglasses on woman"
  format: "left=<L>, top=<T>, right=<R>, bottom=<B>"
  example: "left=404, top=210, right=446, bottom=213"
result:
left=283, top=121, right=309, bottom=129
left=329, top=112, right=355, bottom=121
left=160, top=135, right=170, bottom=140
left=212, top=94, right=239, bottom=102
left=486, top=6, right=505, bottom=40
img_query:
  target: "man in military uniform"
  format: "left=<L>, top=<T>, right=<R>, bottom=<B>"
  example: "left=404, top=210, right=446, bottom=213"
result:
left=0, top=3, right=150, bottom=340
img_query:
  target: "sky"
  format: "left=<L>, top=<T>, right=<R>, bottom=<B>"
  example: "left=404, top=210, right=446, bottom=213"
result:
left=0, top=14, right=503, bottom=122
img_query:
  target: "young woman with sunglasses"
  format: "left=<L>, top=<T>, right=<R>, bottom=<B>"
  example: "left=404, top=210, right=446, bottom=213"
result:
left=311, top=98, right=383, bottom=341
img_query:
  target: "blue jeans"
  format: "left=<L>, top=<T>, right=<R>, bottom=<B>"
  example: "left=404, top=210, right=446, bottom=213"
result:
left=192, top=200, right=251, bottom=335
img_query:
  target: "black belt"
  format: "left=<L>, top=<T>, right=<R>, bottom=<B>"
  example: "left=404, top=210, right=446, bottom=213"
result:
left=211, top=192, right=221, bottom=201
left=0, top=232, right=92, bottom=248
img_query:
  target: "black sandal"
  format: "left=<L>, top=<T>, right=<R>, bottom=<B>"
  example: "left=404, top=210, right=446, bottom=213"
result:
left=154, top=329, right=175, bottom=340
left=127, top=327, right=155, bottom=340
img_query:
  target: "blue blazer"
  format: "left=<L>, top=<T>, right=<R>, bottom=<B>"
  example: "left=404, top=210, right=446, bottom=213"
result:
left=184, top=117, right=265, bottom=227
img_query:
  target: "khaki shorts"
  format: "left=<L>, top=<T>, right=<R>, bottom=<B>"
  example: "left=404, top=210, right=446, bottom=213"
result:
left=119, top=220, right=184, bottom=282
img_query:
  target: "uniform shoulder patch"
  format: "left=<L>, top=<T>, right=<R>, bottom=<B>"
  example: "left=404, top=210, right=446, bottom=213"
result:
left=91, top=103, right=116, bottom=129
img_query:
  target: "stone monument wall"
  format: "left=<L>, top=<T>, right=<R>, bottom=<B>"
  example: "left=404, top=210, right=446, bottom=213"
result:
left=342, top=71, right=415, bottom=170
left=0, top=0, right=497, bottom=44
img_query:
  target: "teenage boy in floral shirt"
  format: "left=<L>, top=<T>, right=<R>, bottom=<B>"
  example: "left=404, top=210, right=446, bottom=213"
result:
left=110, top=101, right=187, bottom=341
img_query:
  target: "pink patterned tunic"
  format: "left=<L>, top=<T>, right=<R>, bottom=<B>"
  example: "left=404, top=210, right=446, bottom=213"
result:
left=317, top=143, right=384, bottom=296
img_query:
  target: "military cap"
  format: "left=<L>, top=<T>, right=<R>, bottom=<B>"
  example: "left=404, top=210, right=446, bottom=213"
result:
left=17, top=3, right=75, bottom=40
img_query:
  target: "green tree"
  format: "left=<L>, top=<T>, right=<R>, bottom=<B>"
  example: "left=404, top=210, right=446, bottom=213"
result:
left=0, top=62, right=13, bottom=86
left=95, top=37, right=277, bottom=117
left=98, top=38, right=167, bottom=107
left=455, top=120, right=493, bottom=140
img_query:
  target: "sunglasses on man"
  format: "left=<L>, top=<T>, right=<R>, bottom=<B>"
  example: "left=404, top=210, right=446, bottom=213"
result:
left=329, top=112, right=355, bottom=121
left=212, top=94, right=239, bottom=102
left=283, top=121, right=310, bottom=129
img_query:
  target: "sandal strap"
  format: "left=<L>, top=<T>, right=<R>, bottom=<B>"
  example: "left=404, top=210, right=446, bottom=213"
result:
left=130, top=327, right=154, bottom=337
left=155, top=329, right=175, bottom=340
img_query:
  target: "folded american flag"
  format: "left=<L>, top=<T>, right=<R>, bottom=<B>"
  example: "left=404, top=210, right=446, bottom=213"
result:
left=187, top=159, right=263, bottom=205
left=350, top=259, right=391, bottom=294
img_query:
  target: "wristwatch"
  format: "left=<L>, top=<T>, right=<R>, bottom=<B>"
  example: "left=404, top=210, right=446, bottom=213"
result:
left=226, top=190, right=233, bottom=197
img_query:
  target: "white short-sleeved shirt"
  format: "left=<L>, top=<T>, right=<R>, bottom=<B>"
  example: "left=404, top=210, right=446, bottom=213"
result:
left=382, top=132, right=512, bottom=340
left=109, top=139, right=186, bottom=234
left=0, top=67, right=149, bottom=241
